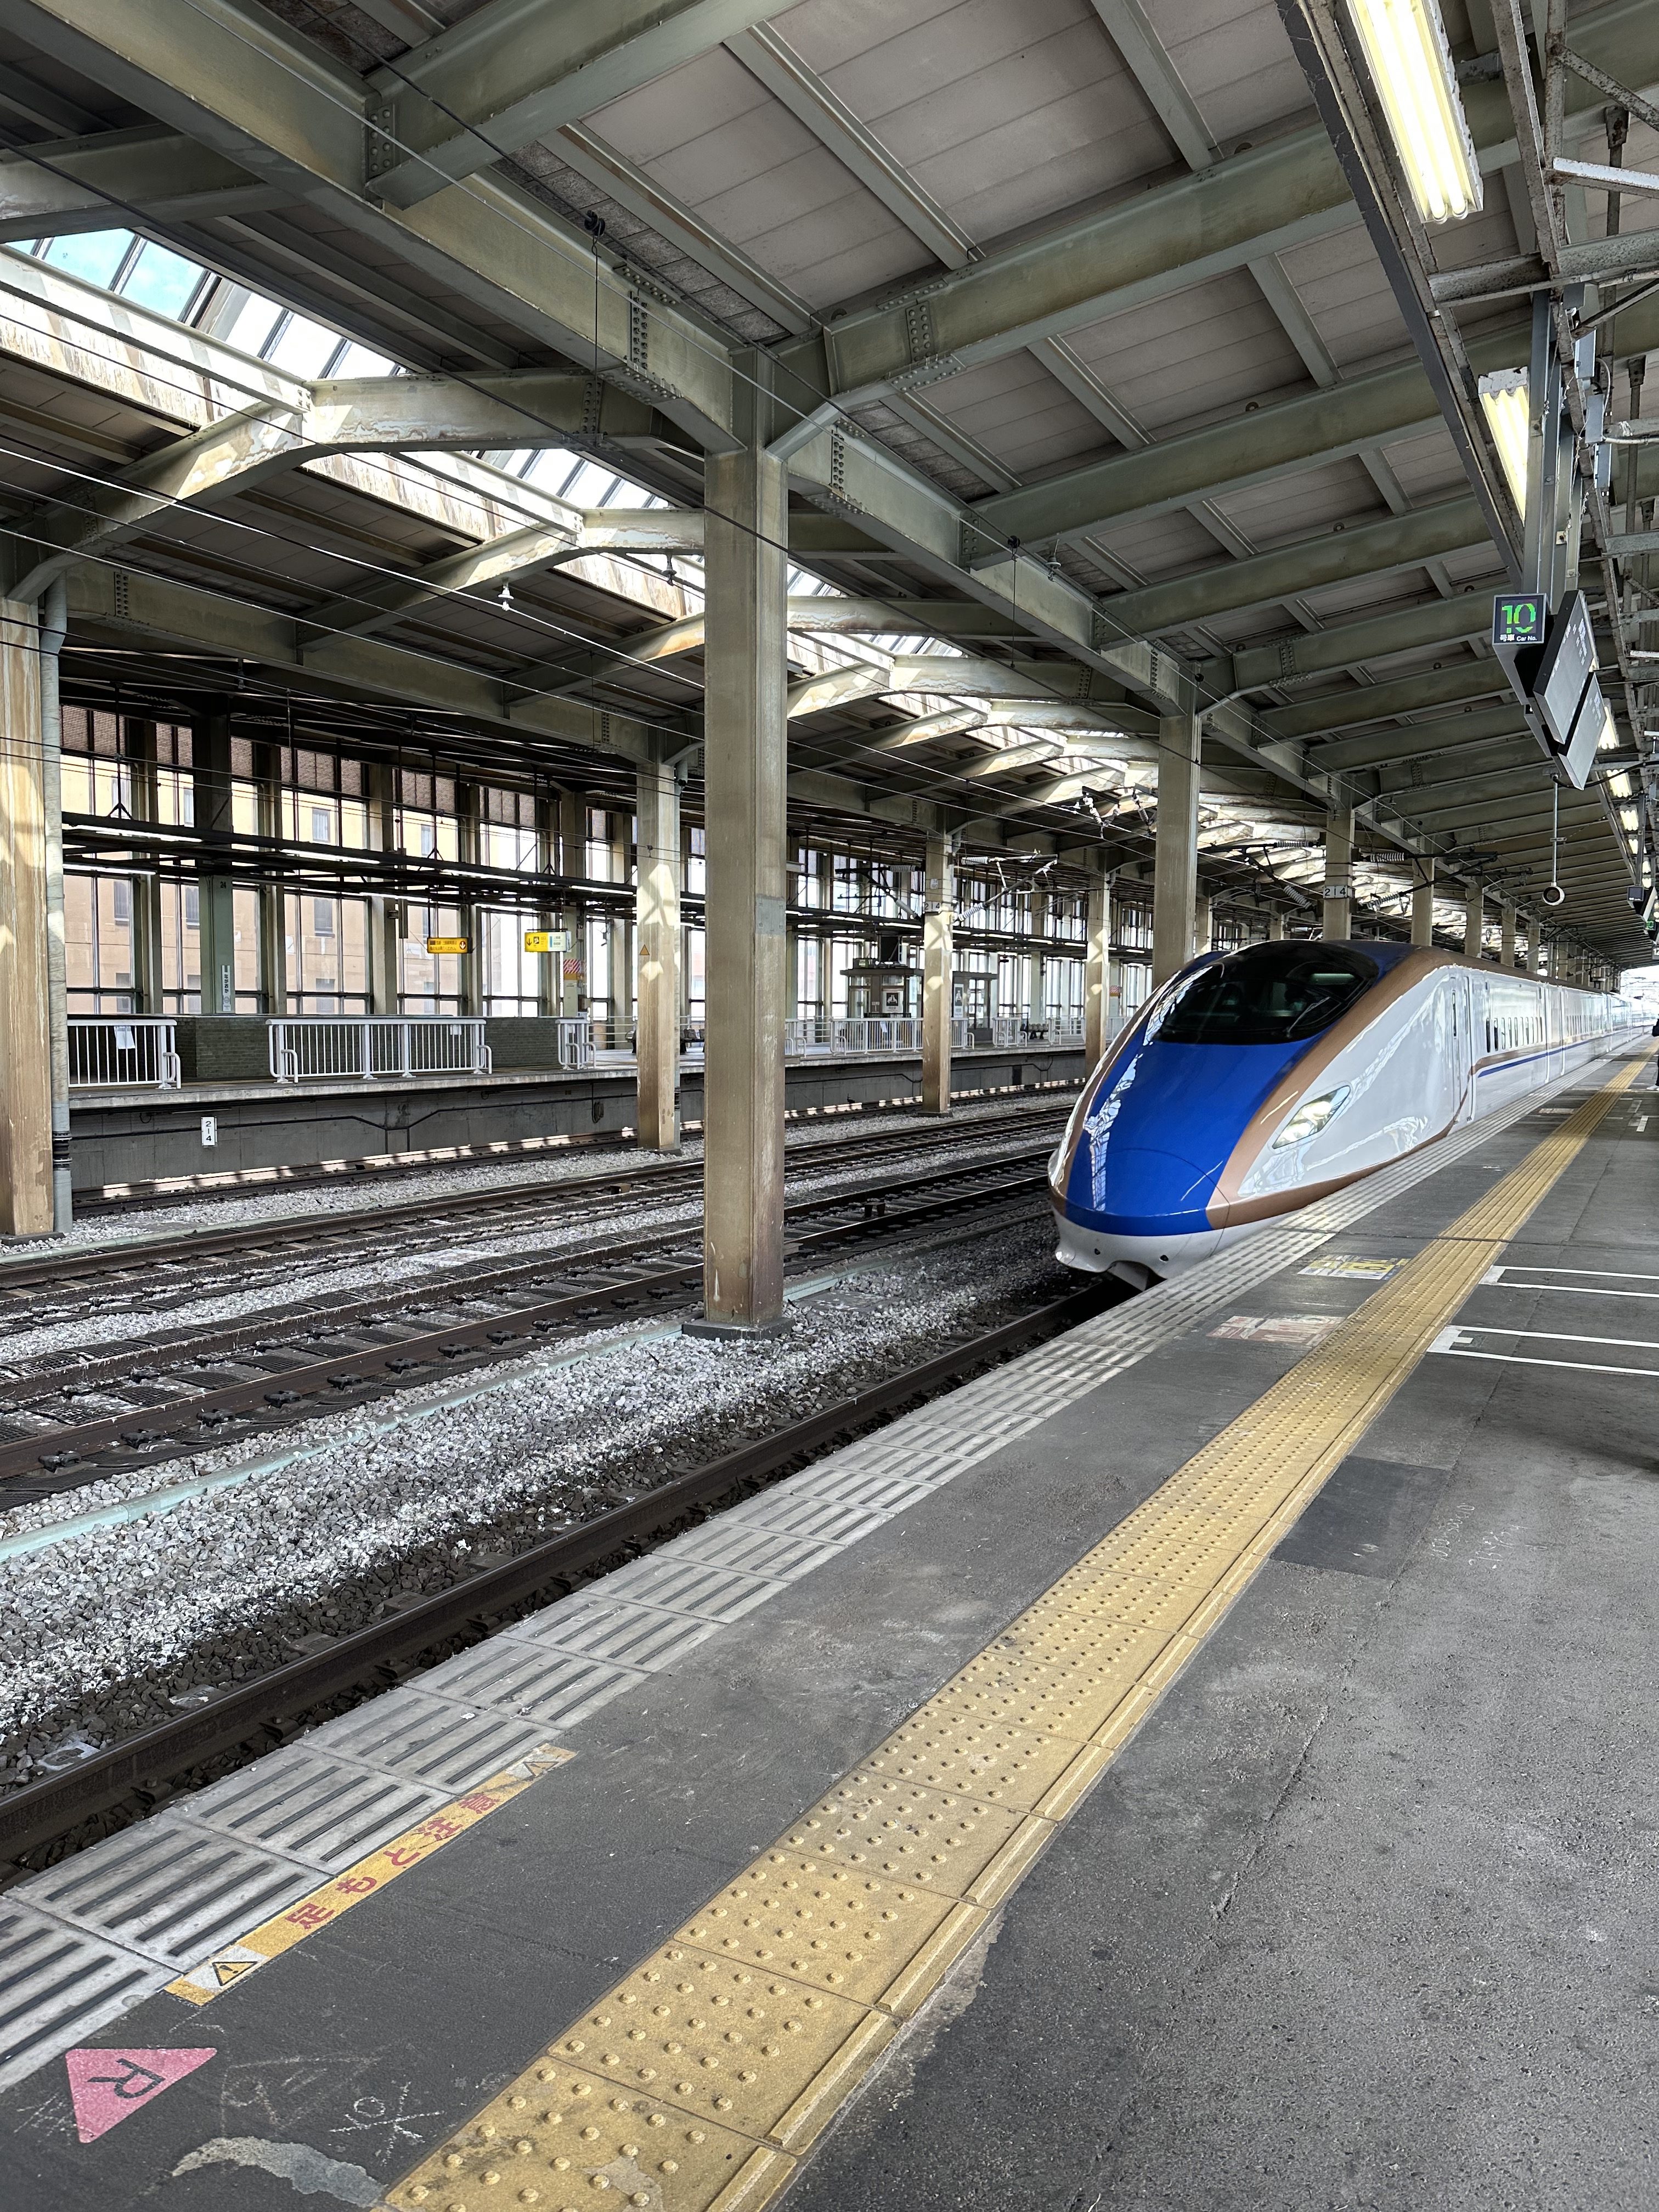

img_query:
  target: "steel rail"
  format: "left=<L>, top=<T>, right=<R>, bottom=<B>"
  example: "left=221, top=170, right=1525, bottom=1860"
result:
left=0, top=1153, right=1056, bottom=1487
left=0, top=1279, right=1116, bottom=1864
left=0, top=1103, right=1071, bottom=1298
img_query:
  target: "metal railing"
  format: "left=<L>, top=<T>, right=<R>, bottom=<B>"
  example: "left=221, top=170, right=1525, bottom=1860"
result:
left=556, top=1017, right=594, bottom=1069
left=785, top=1015, right=925, bottom=1057
left=270, top=1017, right=492, bottom=1082
left=67, top=1016, right=181, bottom=1090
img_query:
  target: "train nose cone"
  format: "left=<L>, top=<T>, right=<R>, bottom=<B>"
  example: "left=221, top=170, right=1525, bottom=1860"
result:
left=1082, top=1142, right=1214, bottom=1224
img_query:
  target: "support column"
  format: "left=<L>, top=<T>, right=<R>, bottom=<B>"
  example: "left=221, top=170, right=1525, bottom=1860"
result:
left=635, top=759, right=681, bottom=1152
left=698, top=430, right=788, bottom=1334
left=1192, top=889, right=1212, bottom=956
left=39, top=583, right=70, bottom=1232
left=125, top=723, right=162, bottom=1014
left=1500, top=904, right=1517, bottom=969
left=455, top=781, right=482, bottom=1017
left=922, top=829, right=957, bottom=1114
left=1266, top=909, right=1285, bottom=941
left=1322, top=808, right=1353, bottom=940
left=556, top=790, right=583, bottom=1018
left=1025, top=888, right=1048, bottom=1030
left=363, top=760, right=398, bottom=1016
left=1522, top=921, right=1538, bottom=975
left=0, top=600, right=52, bottom=1235
left=1083, top=867, right=1110, bottom=1066
left=1152, top=712, right=1200, bottom=986
left=193, top=704, right=236, bottom=1013
left=1464, top=878, right=1485, bottom=960
left=1410, top=860, right=1436, bottom=948
left=255, top=740, right=290, bottom=1015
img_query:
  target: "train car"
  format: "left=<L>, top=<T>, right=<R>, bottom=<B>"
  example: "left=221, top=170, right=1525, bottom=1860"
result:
left=1050, top=939, right=1641, bottom=1285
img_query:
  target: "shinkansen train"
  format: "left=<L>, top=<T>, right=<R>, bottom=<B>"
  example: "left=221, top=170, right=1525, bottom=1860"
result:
left=1051, top=940, right=1643, bottom=1284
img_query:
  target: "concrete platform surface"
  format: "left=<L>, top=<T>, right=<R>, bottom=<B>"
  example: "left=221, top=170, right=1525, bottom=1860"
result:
left=0, top=1052, right=1651, bottom=2211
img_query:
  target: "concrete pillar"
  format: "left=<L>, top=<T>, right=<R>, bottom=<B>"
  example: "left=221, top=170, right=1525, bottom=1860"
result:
left=1523, top=922, right=1539, bottom=975
left=1152, top=713, right=1200, bottom=985
left=1266, top=909, right=1285, bottom=941
left=1192, top=890, right=1212, bottom=956
left=1500, top=904, right=1516, bottom=969
left=254, top=740, right=289, bottom=1015
left=1084, top=868, right=1110, bottom=1066
left=922, top=829, right=957, bottom=1113
left=1026, top=889, right=1048, bottom=1028
left=635, top=760, right=681, bottom=1152
left=125, top=722, right=162, bottom=1014
left=1322, top=809, right=1353, bottom=940
left=1463, top=878, right=1484, bottom=960
left=363, top=759, right=397, bottom=1016
left=455, top=782, right=482, bottom=1016
left=38, top=583, right=70, bottom=1232
left=1410, top=859, right=1436, bottom=947
left=194, top=704, right=237, bottom=1013
left=0, top=600, right=52, bottom=1235
left=698, top=430, right=788, bottom=1334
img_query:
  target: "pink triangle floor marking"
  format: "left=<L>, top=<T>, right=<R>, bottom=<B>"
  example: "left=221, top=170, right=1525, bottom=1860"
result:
left=65, top=2046, right=217, bottom=2143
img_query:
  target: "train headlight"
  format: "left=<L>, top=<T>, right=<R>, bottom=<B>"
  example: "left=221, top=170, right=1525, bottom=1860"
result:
left=1272, top=1085, right=1351, bottom=1148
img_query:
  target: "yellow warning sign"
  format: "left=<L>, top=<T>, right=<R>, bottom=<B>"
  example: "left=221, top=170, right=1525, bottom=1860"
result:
left=425, top=935, right=470, bottom=957
left=166, top=1747, right=574, bottom=2006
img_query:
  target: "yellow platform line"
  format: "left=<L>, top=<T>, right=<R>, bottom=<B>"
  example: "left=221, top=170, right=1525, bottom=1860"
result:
left=382, top=1059, right=1642, bottom=2212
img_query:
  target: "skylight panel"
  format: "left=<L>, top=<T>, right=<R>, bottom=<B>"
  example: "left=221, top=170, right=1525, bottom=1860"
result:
left=41, top=230, right=134, bottom=289
left=264, top=311, right=343, bottom=376
left=119, top=240, right=208, bottom=321
left=328, top=341, right=397, bottom=378
left=223, top=289, right=285, bottom=358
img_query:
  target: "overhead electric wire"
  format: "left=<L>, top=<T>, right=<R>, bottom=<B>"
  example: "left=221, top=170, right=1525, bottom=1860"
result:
left=0, top=3, right=1614, bottom=933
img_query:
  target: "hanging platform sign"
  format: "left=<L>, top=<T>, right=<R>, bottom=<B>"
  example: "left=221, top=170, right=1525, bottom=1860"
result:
left=425, top=935, right=470, bottom=956
left=523, top=929, right=571, bottom=953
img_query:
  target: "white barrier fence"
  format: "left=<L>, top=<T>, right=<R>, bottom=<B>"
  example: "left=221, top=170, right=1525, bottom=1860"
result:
left=270, top=1017, right=491, bottom=1082
left=67, top=1017, right=181, bottom=1090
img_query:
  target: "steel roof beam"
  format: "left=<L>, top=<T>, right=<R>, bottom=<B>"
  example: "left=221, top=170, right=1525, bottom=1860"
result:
left=1309, top=705, right=1534, bottom=772
left=806, top=0, right=1658, bottom=406
left=1228, top=593, right=1493, bottom=692
left=1259, top=659, right=1509, bottom=745
left=0, top=125, right=279, bottom=241
left=368, top=0, right=800, bottom=210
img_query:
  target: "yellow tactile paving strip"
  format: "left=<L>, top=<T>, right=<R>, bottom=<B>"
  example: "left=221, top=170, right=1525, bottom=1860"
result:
left=383, top=1060, right=1642, bottom=2212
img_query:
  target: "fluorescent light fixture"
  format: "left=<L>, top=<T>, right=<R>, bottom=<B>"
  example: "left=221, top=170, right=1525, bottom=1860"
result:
left=1477, top=369, right=1530, bottom=510
left=1610, top=770, right=1635, bottom=798
left=1348, top=0, right=1483, bottom=223
left=1621, top=805, right=1641, bottom=831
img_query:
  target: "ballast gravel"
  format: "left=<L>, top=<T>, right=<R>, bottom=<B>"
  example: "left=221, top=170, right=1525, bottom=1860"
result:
left=0, top=1118, right=1062, bottom=1372
left=0, top=1214, right=1071, bottom=1793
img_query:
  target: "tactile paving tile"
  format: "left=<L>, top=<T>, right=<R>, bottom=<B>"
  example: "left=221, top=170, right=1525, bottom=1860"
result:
left=861, top=1714, right=1081, bottom=1809
left=386, top=2063, right=788, bottom=2211
left=313, top=1688, right=553, bottom=1794
left=674, top=1850, right=967, bottom=2009
left=174, top=1745, right=445, bottom=1871
left=421, top=1641, right=644, bottom=1729
left=0, top=1901, right=169, bottom=2094
left=509, top=1599, right=719, bottom=1672
left=545, top=1950, right=889, bottom=2148
left=17, top=1816, right=317, bottom=1968
left=669, top=1524, right=846, bottom=1583
left=735, top=1493, right=893, bottom=1545
left=777, top=1771, right=1025, bottom=1897
left=600, top=1556, right=783, bottom=1623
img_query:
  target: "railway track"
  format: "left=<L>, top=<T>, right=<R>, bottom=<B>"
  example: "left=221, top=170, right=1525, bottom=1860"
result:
left=0, top=1102, right=1069, bottom=1322
left=0, top=1276, right=1119, bottom=1867
left=0, top=1140, right=1062, bottom=1505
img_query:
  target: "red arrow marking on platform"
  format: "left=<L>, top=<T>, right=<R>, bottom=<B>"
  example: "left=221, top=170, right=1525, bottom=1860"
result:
left=65, top=2047, right=216, bottom=2143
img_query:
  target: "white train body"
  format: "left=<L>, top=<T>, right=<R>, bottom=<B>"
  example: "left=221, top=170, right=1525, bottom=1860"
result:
left=1050, top=941, right=1642, bottom=1283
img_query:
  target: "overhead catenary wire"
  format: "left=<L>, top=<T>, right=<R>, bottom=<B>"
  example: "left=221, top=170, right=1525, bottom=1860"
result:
left=0, top=8, right=1620, bottom=933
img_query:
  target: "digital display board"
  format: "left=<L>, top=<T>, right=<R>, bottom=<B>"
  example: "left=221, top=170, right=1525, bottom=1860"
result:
left=1492, top=595, right=1548, bottom=647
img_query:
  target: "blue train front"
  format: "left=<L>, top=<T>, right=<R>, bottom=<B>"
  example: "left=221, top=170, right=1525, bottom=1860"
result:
left=1050, top=938, right=1636, bottom=1285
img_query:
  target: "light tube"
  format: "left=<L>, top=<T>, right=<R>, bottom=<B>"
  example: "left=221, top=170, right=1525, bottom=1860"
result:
left=1476, top=369, right=1529, bottom=510
left=1348, top=0, right=1483, bottom=223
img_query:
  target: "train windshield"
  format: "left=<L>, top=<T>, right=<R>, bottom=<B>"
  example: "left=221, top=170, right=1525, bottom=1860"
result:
left=1156, top=944, right=1378, bottom=1046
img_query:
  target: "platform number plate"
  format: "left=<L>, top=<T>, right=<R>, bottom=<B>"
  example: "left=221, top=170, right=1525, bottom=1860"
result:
left=1493, top=594, right=1548, bottom=646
